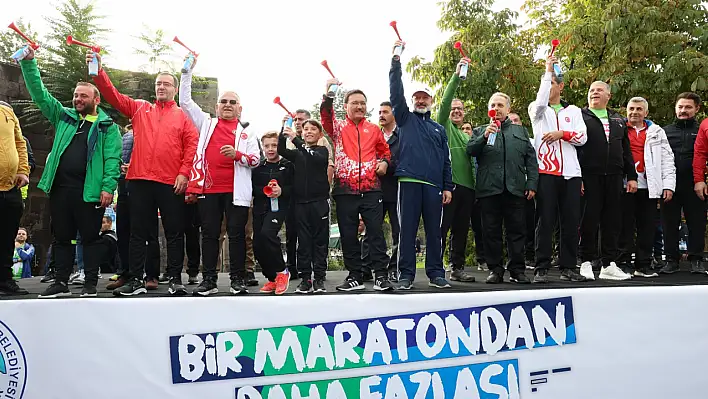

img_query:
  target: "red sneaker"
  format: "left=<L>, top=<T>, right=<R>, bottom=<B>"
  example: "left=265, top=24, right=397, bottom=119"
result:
left=260, top=281, right=276, bottom=293
left=275, top=271, right=290, bottom=295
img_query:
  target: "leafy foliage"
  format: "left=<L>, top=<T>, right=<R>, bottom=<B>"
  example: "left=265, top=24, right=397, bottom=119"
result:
left=133, top=25, right=176, bottom=74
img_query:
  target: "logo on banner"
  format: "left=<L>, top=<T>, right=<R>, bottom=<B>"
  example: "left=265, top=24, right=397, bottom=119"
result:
left=0, top=320, right=27, bottom=398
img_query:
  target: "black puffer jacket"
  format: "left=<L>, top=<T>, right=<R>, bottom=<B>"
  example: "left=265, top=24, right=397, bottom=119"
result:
left=578, top=108, right=637, bottom=180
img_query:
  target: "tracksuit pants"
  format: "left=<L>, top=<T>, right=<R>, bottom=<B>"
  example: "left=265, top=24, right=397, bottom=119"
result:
left=253, top=205, right=288, bottom=282
left=535, top=175, right=582, bottom=271
left=0, top=187, right=23, bottom=282
left=184, top=202, right=201, bottom=277
left=441, top=184, right=475, bottom=270
left=285, top=210, right=299, bottom=276
left=198, top=193, right=249, bottom=280
left=470, top=199, right=485, bottom=265
left=525, top=197, right=536, bottom=261
left=336, top=192, right=388, bottom=281
left=479, top=190, right=526, bottom=274
left=397, top=182, right=445, bottom=281
left=618, top=189, right=658, bottom=268
left=579, top=174, right=623, bottom=266
left=295, top=200, right=330, bottom=281
left=116, top=178, right=160, bottom=278
left=662, top=183, right=706, bottom=261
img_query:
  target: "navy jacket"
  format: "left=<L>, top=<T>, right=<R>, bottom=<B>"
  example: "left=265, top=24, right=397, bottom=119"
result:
left=380, top=126, right=400, bottom=202
left=389, top=59, right=453, bottom=192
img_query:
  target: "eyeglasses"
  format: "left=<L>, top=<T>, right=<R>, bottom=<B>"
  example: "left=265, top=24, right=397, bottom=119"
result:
left=451, top=106, right=464, bottom=111
left=219, top=99, right=239, bottom=105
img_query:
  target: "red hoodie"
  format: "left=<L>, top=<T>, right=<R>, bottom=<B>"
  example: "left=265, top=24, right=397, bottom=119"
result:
left=692, top=118, right=708, bottom=183
left=93, top=69, right=198, bottom=185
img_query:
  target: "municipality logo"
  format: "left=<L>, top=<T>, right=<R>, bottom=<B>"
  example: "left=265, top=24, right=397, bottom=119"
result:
left=0, top=320, right=27, bottom=398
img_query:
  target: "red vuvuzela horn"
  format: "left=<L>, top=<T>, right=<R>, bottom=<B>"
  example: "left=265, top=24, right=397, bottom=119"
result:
left=66, top=36, right=100, bottom=53
left=273, top=97, right=294, bottom=116
left=453, top=41, right=467, bottom=58
left=320, top=60, right=336, bottom=79
left=550, top=39, right=560, bottom=57
left=488, top=109, right=501, bottom=128
left=173, top=36, right=199, bottom=57
left=390, top=21, right=402, bottom=40
left=263, top=185, right=273, bottom=196
left=8, top=22, right=40, bottom=50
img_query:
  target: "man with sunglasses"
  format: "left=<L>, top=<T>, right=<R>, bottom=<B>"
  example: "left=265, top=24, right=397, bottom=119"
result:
left=180, top=59, right=260, bottom=296
left=88, top=52, right=198, bottom=296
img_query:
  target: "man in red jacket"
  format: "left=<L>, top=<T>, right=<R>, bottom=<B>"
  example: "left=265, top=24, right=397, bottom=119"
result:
left=88, top=52, right=198, bottom=296
left=692, top=117, right=708, bottom=200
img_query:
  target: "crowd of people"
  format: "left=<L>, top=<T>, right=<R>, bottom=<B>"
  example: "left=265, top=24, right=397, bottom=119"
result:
left=0, top=39, right=707, bottom=298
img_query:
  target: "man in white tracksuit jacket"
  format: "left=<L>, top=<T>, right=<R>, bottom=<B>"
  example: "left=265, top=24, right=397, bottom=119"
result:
left=618, top=97, right=676, bottom=277
left=528, top=55, right=588, bottom=284
left=180, top=61, right=260, bottom=296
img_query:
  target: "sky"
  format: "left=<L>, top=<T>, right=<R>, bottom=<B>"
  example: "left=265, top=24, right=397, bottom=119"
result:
left=5, top=0, right=525, bottom=133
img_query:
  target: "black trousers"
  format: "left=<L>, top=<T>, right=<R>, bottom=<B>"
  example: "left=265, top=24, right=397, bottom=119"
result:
left=470, top=199, right=485, bottom=264
left=128, top=180, right=184, bottom=280
left=285, top=209, right=299, bottom=275
left=335, top=193, right=388, bottom=280
left=662, top=183, right=706, bottom=261
left=295, top=199, right=330, bottom=280
left=525, top=197, right=536, bottom=261
left=441, top=184, right=475, bottom=269
left=253, top=205, right=288, bottom=281
left=479, top=190, right=526, bottom=274
left=0, top=187, right=23, bottom=282
left=579, top=174, right=623, bottom=266
left=535, top=175, right=582, bottom=270
left=198, top=193, right=249, bottom=280
left=383, top=201, right=399, bottom=273
left=50, top=187, right=103, bottom=285
left=116, top=178, right=160, bottom=278
left=184, top=202, right=201, bottom=277
left=618, top=189, right=658, bottom=268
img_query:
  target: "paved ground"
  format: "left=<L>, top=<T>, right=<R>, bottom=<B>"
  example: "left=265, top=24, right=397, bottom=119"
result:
left=5, top=264, right=708, bottom=300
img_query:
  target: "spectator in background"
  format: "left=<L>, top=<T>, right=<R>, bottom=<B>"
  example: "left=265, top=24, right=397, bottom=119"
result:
left=14, top=228, right=34, bottom=279
left=97, top=216, right=119, bottom=273
left=378, top=101, right=400, bottom=282
left=509, top=113, right=522, bottom=126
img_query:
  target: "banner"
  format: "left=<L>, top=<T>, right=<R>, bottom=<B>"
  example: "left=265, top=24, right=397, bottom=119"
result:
left=1, top=286, right=707, bottom=398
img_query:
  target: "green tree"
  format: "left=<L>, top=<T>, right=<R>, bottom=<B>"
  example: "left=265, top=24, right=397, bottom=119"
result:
left=134, top=25, right=176, bottom=74
left=0, top=19, right=40, bottom=61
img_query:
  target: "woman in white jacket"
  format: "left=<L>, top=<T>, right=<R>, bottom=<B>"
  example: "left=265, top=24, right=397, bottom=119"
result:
left=618, top=97, right=676, bottom=278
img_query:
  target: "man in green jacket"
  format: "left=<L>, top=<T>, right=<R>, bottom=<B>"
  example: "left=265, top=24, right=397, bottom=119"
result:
left=438, top=58, right=476, bottom=283
left=19, top=48, right=121, bottom=298
left=468, top=92, right=539, bottom=284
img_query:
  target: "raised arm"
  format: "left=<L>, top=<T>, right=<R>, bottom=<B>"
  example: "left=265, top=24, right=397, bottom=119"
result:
left=293, top=136, right=329, bottom=166
left=389, top=56, right=410, bottom=127
left=438, top=70, right=461, bottom=128
left=320, top=95, right=336, bottom=138
left=19, top=58, right=65, bottom=126
left=529, top=73, right=552, bottom=122
left=179, top=70, right=209, bottom=130
left=278, top=128, right=299, bottom=161
left=90, top=53, right=140, bottom=118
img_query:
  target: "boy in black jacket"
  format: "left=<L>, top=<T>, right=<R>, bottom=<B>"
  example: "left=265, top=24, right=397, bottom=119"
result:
left=253, top=131, right=294, bottom=295
left=98, top=216, right=119, bottom=274
left=279, top=119, right=330, bottom=294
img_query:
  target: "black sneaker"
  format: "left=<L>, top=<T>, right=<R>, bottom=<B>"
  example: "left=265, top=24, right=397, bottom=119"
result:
left=651, top=257, right=665, bottom=270
left=187, top=275, right=199, bottom=285
left=40, top=271, right=56, bottom=283
left=690, top=260, right=707, bottom=274
left=80, top=285, right=98, bottom=297
left=550, top=256, right=559, bottom=267
left=373, top=276, right=394, bottom=291
left=193, top=278, right=218, bottom=296
left=335, top=277, right=365, bottom=292
left=524, top=259, right=535, bottom=270
left=486, top=271, right=504, bottom=284
left=0, top=279, right=29, bottom=296
left=510, top=271, right=531, bottom=284
left=113, top=278, right=147, bottom=296
left=560, top=268, right=588, bottom=282
left=450, top=269, right=475, bottom=282
left=313, top=279, right=326, bottom=293
left=633, top=267, right=658, bottom=278
left=388, top=270, right=399, bottom=283
left=246, top=272, right=259, bottom=287
left=158, top=274, right=170, bottom=284
left=39, top=282, right=71, bottom=298
left=296, top=280, right=312, bottom=294
left=533, top=269, right=549, bottom=283
left=660, top=260, right=680, bottom=274
left=229, top=278, right=248, bottom=295
left=168, top=278, right=188, bottom=296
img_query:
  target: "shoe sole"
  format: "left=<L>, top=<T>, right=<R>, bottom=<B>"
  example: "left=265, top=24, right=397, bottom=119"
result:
left=336, top=285, right=366, bottom=292
left=450, top=277, right=476, bottom=282
left=690, top=270, right=708, bottom=275
left=168, top=289, right=188, bottom=296
left=115, top=288, right=148, bottom=296
left=229, top=288, right=248, bottom=295
left=194, top=288, right=219, bottom=296
left=429, top=283, right=451, bottom=288
left=38, top=292, right=72, bottom=299
left=598, top=275, right=632, bottom=281
left=295, top=289, right=312, bottom=294
left=313, top=288, right=326, bottom=293
left=187, top=281, right=199, bottom=285
left=40, top=279, right=55, bottom=283
left=373, top=285, right=394, bottom=291
left=509, top=278, right=531, bottom=284
left=260, top=290, right=276, bottom=294
left=634, top=272, right=659, bottom=278
left=71, top=281, right=85, bottom=285
left=533, top=279, right=549, bottom=283
left=80, top=293, right=98, bottom=298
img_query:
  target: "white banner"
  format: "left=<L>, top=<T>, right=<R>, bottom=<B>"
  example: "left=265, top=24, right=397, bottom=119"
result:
left=1, top=285, right=706, bottom=398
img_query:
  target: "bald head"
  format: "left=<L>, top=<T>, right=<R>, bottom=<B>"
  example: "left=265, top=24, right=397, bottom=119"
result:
left=216, top=91, right=242, bottom=120
left=588, top=81, right=611, bottom=110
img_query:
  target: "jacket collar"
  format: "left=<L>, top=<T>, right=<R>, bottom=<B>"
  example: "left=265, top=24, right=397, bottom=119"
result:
left=65, top=107, right=113, bottom=123
left=673, top=118, right=696, bottom=128
left=155, top=100, right=177, bottom=109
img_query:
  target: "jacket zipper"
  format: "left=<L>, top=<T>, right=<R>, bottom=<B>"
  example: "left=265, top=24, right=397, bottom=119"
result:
left=356, top=123, right=362, bottom=195
left=555, top=109, right=564, bottom=175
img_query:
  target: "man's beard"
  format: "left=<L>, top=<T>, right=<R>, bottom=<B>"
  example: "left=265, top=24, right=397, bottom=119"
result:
left=75, top=102, right=96, bottom=115
left=414, top=106, right=431, bottom=114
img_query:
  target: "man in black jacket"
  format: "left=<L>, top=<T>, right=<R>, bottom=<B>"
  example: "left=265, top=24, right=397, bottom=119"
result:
left=578, top=81, right=637, bottom=281
left=279, top=119, right=331, bottom=294
left=661, top=92, right=706, bottom=274
left=378, top=101, right=400, bottom=282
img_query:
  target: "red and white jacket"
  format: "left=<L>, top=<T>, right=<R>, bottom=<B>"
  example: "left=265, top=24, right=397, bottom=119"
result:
left=180, top=71, right=259, bottom=207
left=528, top=72, right=587, bottom=178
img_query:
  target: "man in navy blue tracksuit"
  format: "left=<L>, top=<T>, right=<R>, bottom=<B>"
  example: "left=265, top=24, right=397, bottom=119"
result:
left=389, top=40, right=453, bottom=289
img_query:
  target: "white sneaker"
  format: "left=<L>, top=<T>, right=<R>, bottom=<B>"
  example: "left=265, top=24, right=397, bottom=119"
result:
left=68, top=272, right=79, bottom=283
left=599, top=262, right=632, bottom=281
left=72, top=271, right=85, bottom=285
left=579, top=261, right=595, bottom=281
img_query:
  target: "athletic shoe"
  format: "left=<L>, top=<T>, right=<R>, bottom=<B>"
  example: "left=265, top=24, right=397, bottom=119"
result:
left=296, top=280, right=312, bottom=294
left=106, top=276, right=127, bottom=290
left=428, top=277, right=451, bottom=288
left=599, top=262, right=632, bottom=281
left=579, top=261, right=596, bottom=281
left=634, top=267, right=659, bottom=278
left=509, top=271, right=531, bottom=284
left=80, top=285, right=98, bottom=298
left=690, top=260, right=707, bottom=274
left=41, top=271, right=56, bottom=283
left=229, top=278, right=248, bottom=295
left=0, top=279, right=29, bottom=296
left=450, top=269, right=475, bottom=282
left=388, top=270, right=399, bottom=283
left=108, top=274, right=119, bottom=282
left=245, top=272, right=259, bottom=287
left=145, top=278, right=159, bottom=290
left=71, top=271, right=85, bottom=285
left=113, top=278, right=147, bottom=296
left=193, top=278, right=218, bottom=296
left=660, top=260, right=680, bottom=274
left=560, top=268, right=588, bottom=282
left=260, top=281, right=277, bottom=294
left=477, top=262, right=489, bottom=272
left=533, top=269, right=549, bottom=284
left=158, top=274, right=169, bottom=284
left=485, top=271, right=504, bottom=284
left=550, top=255, right=559, bottom=267
left=397, top=279, right=413, bottom=290
left=187, top=275, right=199, bottom=285
left=39, top=282, right=71, bottom=298
left=373, top=276, right=394, bottom=291
left=68, top=271, right=79, bottom=283
left=335, top=277, right=365, bottom=292
left=524, top=259, right=535, bottom=270
left=313, top=279, right=326, bottom=293
left=97, top=273, right=103, bottom=279
left=275, top=271, right=290, bottom=295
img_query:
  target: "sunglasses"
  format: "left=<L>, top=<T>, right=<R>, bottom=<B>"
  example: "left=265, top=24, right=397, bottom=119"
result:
left=219, top=99, right=239, bottom=105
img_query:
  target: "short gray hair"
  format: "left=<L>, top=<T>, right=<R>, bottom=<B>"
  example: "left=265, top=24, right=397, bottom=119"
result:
left=488, top=92, right=511, bottom=109
left=589, top=81, right=611, bottom=92
left=628, top=97, right=649, bottom=112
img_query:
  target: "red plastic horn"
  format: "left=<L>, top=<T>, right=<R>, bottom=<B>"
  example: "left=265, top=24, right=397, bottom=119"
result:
left=488, top=109, right=501, bottom=128
left=453, top=41, right=467, bottom=58
left=66, top=35, right=100, bottom=53
left=173, top=36, right=199, bottom=57
left=320, top=60, right=336, bottom=79
left=390, top=21, right=402, bottom=40
left=263, top=185, right=273, bottom=196
left=550, top=39, right=560, bottom=56
left=8, top=22, right=40, bottom=50
left=273, top=97, right=294, bottom=116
